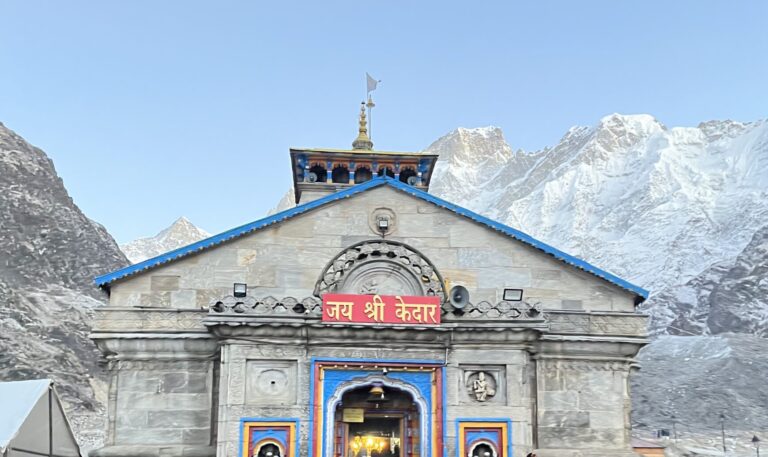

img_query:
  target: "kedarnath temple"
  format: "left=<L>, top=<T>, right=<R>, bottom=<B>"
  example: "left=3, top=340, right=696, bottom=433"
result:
left=91, top=102, right=649, bottom=457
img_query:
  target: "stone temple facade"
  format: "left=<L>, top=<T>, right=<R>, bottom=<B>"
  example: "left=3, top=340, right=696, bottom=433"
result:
left=90, top=108, right=649, bottom=457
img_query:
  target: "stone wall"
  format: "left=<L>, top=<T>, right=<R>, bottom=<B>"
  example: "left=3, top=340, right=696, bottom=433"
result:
left=533, top=335, right=642, bottom=457
left=114, top=360, right=215, bottom=445
left=91, top=337, right=218, bottom=457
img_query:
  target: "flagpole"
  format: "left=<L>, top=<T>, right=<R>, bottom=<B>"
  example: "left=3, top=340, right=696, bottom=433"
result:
left=367, top=96, right=373, bottom=142
left=365, top=73, right=378, bottom=144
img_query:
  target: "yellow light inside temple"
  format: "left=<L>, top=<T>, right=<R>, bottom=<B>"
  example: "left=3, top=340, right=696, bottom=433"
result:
left=352, top=435, right=387, bottom=456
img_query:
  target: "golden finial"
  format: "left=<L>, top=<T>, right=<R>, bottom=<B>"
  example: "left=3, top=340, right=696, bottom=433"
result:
left=352, top=101, right=373, bottom=150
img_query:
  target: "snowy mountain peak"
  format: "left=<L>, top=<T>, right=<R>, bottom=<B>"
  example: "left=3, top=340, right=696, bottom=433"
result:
left=585, top=114, right=666, bottom=154
left=427, top=126, right=512, bottom=166
left=425, top=126, right=517, bottom=204
left=456, top=125, right=504, bottom=138
left=696, top=118, right=756, bottom=141
left=120, top=217, right=211, bottom=264
left=597, top=113, right=665, bottom=131
left=159, top=216, right=201, bottom=237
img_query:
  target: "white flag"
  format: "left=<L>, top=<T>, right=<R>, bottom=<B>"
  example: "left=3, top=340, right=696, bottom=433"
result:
left=366, top=73, right=379, bottom=93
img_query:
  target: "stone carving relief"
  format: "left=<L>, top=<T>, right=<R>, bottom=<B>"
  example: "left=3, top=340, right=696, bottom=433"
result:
left=460, top=365, right=505, bottom=404
left=314, top=241, right=445, bottom=300
left=114, top=360, right=213, bottom=371
left=358, top=279, right=380, bottom=295
left=537, top=359, right=633, bottom=373
left=308, top=347, right=444, bottom=361
left=226, top=359, right=246, bottom=406
left=208, top=295, right=322, bottom=316
left=466, top=371, right=497, bottom=402
left=443, top=300, right=544, bottom=321
left=546, top=311, right=647, bottom=336
left=92, top=309, right=206, bottom=332
left=238, top=345, right=305, bottom=359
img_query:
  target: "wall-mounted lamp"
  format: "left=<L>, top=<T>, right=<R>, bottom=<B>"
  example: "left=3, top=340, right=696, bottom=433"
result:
left=377, top=216, right=390, bottom=235
left=503, top=288, right=523, bottom=302
left=233, top=283, right=247, bottom=298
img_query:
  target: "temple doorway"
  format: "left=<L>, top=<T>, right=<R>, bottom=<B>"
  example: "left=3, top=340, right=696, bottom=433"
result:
left=333, top=383, right=420, bottom=457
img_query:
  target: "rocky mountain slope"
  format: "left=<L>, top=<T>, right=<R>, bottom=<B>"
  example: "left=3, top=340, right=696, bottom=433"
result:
left=645, top=224, right=768, bottom=338
left=0, top=122, right=129, bottom=447
left=120, top=216, right=210, bottom=263
left=631, top=334, right=768, bottom=456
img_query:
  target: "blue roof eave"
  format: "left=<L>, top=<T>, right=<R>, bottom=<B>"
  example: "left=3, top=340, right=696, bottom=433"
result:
left=95, top=176, right=649, bottom=300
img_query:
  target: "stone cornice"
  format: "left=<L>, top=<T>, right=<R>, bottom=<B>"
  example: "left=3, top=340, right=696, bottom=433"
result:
left=546, top=309, right=647, bottom=337
left=90, top=304, right=648, bottom=343
left=92, top=307, right=208, bottom=333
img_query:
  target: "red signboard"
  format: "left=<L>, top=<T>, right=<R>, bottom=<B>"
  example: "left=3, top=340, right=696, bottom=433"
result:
left=322, top=294, right=441, bottom=325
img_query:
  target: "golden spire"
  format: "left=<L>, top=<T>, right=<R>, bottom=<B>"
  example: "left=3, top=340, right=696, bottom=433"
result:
left=352, top=101, right=373, bottom=150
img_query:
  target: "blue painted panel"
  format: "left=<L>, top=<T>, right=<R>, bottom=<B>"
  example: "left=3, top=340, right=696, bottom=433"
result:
left=465, top=429, right=501, bottom=450
left=454, top=419, right=513, bottom=457
left=239, top=418, right=300, bottom=457
left=252, top=428, right=289, bottom=447
left=465, top=429, right=499, bottom=443
left=319, top=367, right=435, bottom=457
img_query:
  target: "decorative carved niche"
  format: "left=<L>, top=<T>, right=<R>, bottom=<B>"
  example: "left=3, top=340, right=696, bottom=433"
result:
left=459, top=365, right=506, bottom=405
left=313, top=240, right=446, bottom=301
left=245, top=360, right=298, bottom=405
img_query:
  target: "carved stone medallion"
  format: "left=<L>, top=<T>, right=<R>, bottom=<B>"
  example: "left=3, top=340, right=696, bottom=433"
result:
left=314, top=240, right=445, bottom=300
left=245, top=360, right=298, bottom=405
left=466, top=371, right=497, bottom=402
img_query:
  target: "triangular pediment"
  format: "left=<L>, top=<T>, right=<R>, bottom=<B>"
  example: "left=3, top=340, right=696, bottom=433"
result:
left=96, top=177, right=647, bottom=301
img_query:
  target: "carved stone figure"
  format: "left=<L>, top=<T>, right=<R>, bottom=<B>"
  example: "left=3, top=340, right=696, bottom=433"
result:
left=359, top=279, right=379, bottom=295
left=468, top=371, right=496, bottom=402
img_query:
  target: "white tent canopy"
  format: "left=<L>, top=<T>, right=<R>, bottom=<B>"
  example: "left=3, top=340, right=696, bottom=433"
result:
left=0, top=379, right=81, bottom=457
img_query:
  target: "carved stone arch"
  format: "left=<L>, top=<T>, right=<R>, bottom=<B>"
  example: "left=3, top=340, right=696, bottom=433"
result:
left=254, top=439, right=284, bottom=457
left=468, top=440, right=498, bottom=457
left=313, top=240, right=446, bottom=301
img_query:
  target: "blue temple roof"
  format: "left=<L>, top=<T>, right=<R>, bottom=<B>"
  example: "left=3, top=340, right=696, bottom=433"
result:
left=95, top=176, right=649, bottom=299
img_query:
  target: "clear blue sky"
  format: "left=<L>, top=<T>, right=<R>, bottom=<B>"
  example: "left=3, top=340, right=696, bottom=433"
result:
left=1, top=1, right=766, bottom=244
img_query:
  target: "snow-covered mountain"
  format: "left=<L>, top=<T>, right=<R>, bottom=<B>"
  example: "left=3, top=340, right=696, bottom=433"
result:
left=120, top=216, right=210, bottom=263
left=0, top=122, right=129, bottom=448
left=426, top=115, right=768, bottom=335
left=424, top=117, right=768, bottom=448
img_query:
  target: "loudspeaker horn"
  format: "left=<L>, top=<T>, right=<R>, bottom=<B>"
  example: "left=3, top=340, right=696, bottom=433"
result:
left=307, top=172, right=318, bottom=183
left=449, top=285, right=469, bottom=309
